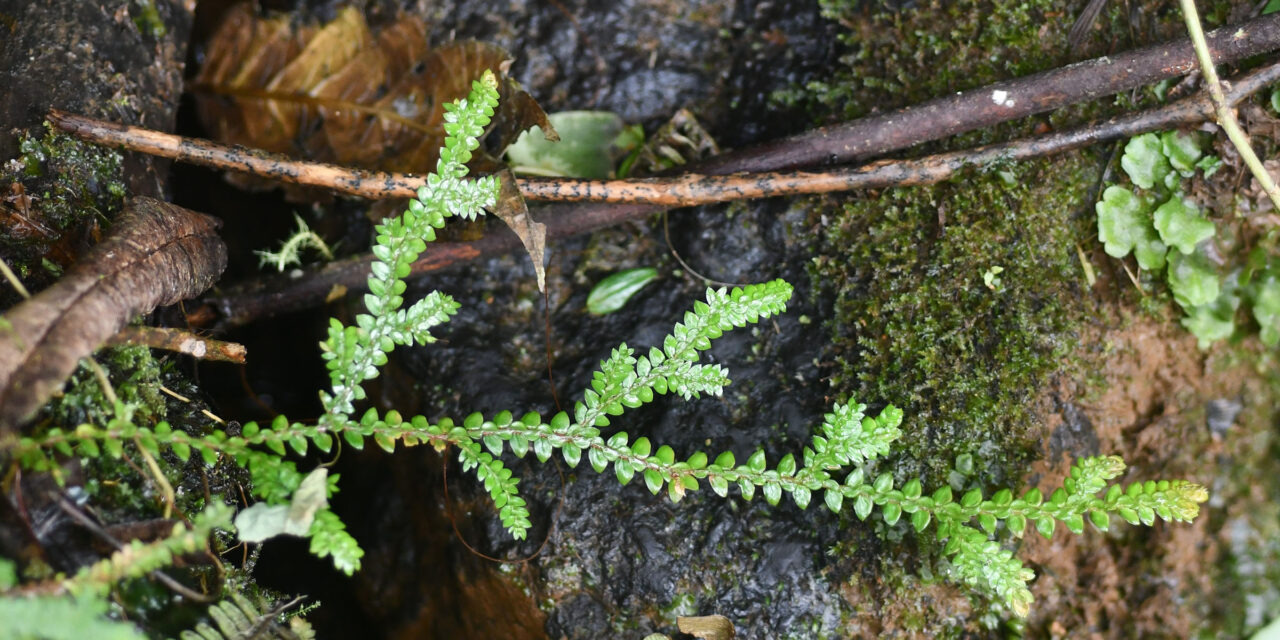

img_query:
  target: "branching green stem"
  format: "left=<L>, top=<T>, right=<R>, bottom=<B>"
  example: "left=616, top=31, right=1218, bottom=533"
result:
left=5, top=68, right=1211, bottom=618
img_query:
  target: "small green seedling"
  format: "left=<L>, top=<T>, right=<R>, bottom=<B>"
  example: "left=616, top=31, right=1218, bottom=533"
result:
left=587, top=267, right=660, bottom=315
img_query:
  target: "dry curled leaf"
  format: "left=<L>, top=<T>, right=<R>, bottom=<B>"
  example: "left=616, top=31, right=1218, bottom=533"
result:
left=677, top=615, right=736, bottom=640
left=192, top=4, right=554, bottom=180
left=493, top=169, right=546, bottom=291
left=0, top=197, right=226, bottom=432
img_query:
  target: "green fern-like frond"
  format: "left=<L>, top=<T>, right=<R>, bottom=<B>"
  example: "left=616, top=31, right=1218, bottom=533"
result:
left=0, top=592, right=146, bottom=640
left=256, top=214, right=333, bottom=272
left=316, top=71, right=500, bottom=433
left=69, top=503, right=233, bottom=596
left=6, top=67, right=1211, bottom=621
left=179, top=592, right=313, bottom=640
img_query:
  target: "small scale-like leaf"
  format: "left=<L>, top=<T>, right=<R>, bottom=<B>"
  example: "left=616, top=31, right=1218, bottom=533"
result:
left=977, top=513, right=997, bottom=534
left=824, top=489, right=844, bottom=513
left=1007, top=513, right=1027, bottom=537
left=632, top=437, right=652, bottom=458
left=763, top=482, right=782, bottom=506
left=709, top=474, right=729, bottom=497
left=644, top=469, right=664, bottom=494
left=791, top=486, right=811, bottom=509
left=854, top=494, right=873, bottom=520
left=1089, top=509, right=1110, bottom=531
left=534, top=438, right=553, bottom=463
left=777, top=453, right=796, bottom=476
left=1035, top=516, right=1056, bottom=539
left=882, top=502, right=902, bottom=525
left=910, top=509, right=931, bottom=532
left=562, top=444, right=582, bottom=468
left=932, top=485, right=953, bottom=505
left=713, top=450, right=736, bottom=469
left=655, top=445, right=676, bottom=465
left=588, top=447, right=608, bottom=473
left=616, top=460, right=635, bottom=485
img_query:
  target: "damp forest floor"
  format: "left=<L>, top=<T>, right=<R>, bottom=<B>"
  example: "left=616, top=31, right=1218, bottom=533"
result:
left=6, top=0, right=1280, bottom=638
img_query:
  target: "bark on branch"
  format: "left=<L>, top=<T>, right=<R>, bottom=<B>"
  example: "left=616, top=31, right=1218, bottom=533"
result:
left=196, top=59, right=1280, bottom=329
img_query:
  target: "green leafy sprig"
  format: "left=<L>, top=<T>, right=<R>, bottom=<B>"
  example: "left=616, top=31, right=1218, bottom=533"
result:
left=7, top=72, right=1211, bottom=620
left=0, top=504, right=234, bottom=640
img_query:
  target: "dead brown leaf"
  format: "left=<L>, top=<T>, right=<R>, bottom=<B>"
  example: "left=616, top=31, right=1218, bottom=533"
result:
left=677, top=615, right=736, bottom=640
left=191, top=4, right=553, bottom=181
left=493, top=169, right=546, bottom=292
left=0, top=197, right=226, bottom=432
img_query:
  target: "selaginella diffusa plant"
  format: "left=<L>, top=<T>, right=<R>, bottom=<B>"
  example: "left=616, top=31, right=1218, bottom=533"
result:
left=9, top=71, right=1207, bottom=619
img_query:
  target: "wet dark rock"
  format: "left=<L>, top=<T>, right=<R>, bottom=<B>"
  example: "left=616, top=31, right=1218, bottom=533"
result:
left=1206, top=397, right=1242, bottom=437
left=1050, top=399, right=1101, bottom=461
left=0, top=0, right=193, bottom=198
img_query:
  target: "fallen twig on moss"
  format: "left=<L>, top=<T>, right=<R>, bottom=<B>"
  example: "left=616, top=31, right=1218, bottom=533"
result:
left=103, top=326, right=246, bottom=364
left=191, top=59, right=1280, bottom=328
left=50, top=11, right=1280, bottom=198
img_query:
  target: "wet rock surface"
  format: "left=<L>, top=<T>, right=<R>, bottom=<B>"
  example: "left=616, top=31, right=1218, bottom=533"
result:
left=174, top=1, right=1280, bottom=638
left=225, top=1, right=853, bottom=637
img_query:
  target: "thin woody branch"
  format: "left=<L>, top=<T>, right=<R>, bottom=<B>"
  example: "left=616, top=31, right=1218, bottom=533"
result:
left=48, top=13, right=1280, bottom=205
left=104, top=326, right=246, bottom=364
left=195, top=59, right=1280, bottom=329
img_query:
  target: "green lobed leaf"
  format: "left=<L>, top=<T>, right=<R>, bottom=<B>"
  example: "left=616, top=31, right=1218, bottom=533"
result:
left=1167, top=250, right=1221, bottom=308
left=1250, top=272, right=1280, bottom=346
left=505, top=110, right=635, bottom=179
left=1120, top=133, right=1172, bottom=190
left=1160, top=130, right=1203, bottom=175
left=1153, top=195, right=1214, bottom=255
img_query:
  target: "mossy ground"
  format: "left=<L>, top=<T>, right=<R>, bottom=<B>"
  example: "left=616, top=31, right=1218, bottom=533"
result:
left=0, top=124, right=126, bottom=305
left=794, top=0, right=1280, bottom=633
left=810, top=157, right=1093, bottom=489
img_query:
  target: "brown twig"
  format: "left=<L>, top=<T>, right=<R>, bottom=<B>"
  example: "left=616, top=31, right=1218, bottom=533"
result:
left=694, top=11, right=1280, bottom=174
left=55, top=497, right=215, bottom=603
left=47, top=13, right=1280, bottom=205
left=196, top=59, right=1280, bottom=329
left=104, top=326, right=247, bottom=364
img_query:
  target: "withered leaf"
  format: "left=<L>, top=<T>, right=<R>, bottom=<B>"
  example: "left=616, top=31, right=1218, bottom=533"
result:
left=192, top=4, right=553, bottom=180
left=677, top=615, right=736, bottom=640
left=0, top=198, right=227, bottom=432
left=493, top=169, right=546, bottom=292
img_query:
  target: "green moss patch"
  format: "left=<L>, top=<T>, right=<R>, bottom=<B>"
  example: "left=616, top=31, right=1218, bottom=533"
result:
left=809, top=157, right=1094, bottom=488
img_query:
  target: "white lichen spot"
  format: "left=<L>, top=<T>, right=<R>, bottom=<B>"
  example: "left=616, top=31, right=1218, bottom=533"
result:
left=991, top=89, right=1015, bottom=108
left=180, top=338, right=207, bottom=358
